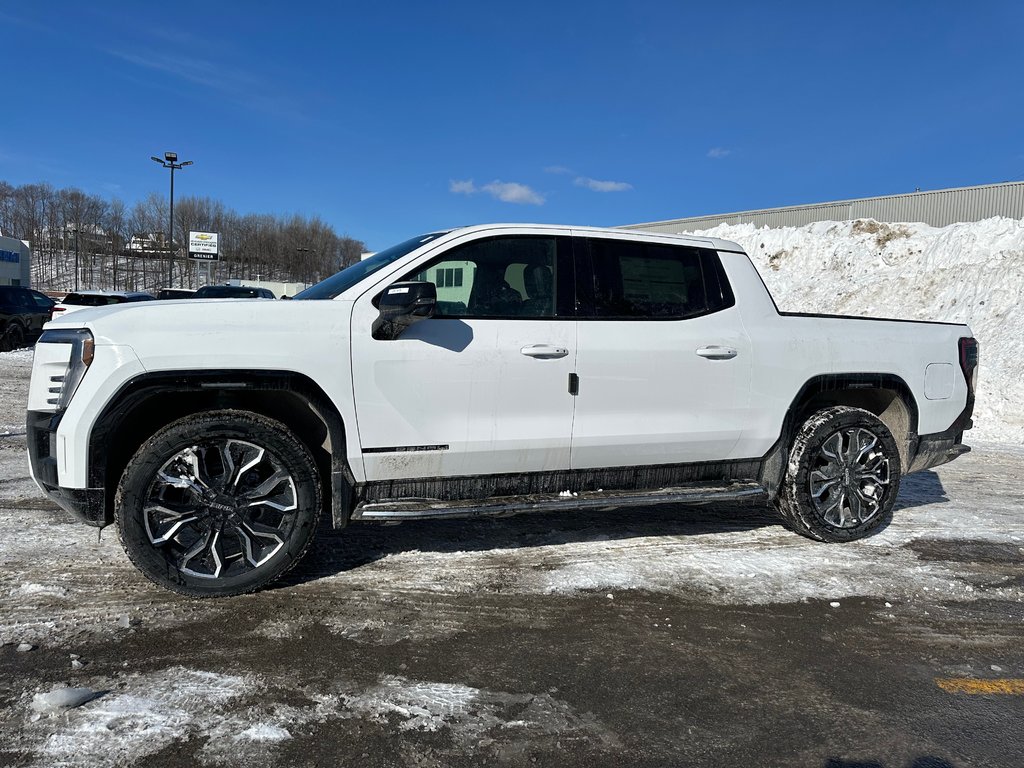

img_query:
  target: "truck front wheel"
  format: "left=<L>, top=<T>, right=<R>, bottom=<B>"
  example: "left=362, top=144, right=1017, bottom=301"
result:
left=115, top=410, right=322, bottom=597
left=775, top=406, right=901, bottom=542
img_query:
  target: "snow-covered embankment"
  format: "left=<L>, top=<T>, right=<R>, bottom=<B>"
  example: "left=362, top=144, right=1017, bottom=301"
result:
left=691, top=217, right=1024, bottom=444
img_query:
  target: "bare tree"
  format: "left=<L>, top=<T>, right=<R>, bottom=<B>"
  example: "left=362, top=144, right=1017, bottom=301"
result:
left=1, top=179, right=366, bottom=291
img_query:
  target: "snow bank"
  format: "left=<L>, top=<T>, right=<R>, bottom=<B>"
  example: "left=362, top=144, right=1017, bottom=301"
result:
left=689, top=217, right=1024, bottom=444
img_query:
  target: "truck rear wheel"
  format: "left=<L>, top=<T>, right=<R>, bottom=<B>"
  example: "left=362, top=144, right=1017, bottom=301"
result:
left=115, top=410, right=322, bottom=597
left=775, top=406, right=901, bottom=542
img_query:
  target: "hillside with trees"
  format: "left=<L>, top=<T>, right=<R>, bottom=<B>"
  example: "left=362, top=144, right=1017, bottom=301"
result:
left=0, top=181, right=365, bottom=291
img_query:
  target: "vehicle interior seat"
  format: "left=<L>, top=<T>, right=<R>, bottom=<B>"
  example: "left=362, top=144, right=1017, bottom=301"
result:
left=521, top=264, right=553, bottom=316
left=467, top=269, right=523, bottom=316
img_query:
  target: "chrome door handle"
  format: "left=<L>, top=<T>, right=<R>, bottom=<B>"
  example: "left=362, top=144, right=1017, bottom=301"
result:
left=695, top=346, right=738, bottom=360
left=521, top=344, right=569, bottom=359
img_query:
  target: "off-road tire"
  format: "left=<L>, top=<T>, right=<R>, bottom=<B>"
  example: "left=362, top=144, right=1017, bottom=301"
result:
left=775, top=406, right=901, bottom=542
left=115, top=410, right=322, bottom=597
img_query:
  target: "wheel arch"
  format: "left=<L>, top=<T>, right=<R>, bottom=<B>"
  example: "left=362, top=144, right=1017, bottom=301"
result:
left=88, top=370, right=354, bottom=528
left=758, top=373, right=918, bottom=495
left=1, top=317, right=25, bottom=347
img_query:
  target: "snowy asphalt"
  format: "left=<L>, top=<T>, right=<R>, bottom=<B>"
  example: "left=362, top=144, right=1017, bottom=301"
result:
left=1, top=348, right=1022, bottom=767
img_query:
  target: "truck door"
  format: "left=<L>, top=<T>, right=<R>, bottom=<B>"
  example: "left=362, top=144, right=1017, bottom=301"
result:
left=349, top=232, right=578, bottom=481
left=569, top=234, right=753, bottom=469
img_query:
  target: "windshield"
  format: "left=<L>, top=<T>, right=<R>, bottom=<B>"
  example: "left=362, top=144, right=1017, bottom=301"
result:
left=294, top=232, right=448, bottom=300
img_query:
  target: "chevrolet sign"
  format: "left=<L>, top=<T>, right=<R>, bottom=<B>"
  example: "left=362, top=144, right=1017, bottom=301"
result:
left=188, top=231, right=219, bottom=261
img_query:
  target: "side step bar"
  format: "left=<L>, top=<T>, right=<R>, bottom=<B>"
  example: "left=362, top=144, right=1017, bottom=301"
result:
left=353, top=481, right=767, bottom=522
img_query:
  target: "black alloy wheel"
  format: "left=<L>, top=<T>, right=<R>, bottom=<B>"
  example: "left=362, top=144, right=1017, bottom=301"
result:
left=116, top=410, right=322, bottom=597
left=775, top=406, right=902, bottom=542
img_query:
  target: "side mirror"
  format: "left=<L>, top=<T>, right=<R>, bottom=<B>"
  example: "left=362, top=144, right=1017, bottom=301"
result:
left=372, top=281, right=436, bottom=340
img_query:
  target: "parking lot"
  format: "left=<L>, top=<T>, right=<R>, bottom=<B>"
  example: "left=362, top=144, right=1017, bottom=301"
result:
left=1, top=347, right=1022, bottom=767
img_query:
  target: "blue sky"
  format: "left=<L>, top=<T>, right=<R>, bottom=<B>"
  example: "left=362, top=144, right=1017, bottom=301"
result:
left=2, top=1, right=1023, bottom=250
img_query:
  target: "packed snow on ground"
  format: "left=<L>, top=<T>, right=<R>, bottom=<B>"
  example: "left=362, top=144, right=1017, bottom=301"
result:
left=19, top=667, right=613, bottom=767
left=687, top=217, right=1024, bottom=444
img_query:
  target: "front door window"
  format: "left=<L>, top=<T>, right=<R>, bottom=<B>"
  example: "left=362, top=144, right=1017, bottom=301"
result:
left=402, top=236, right=570, bottom=319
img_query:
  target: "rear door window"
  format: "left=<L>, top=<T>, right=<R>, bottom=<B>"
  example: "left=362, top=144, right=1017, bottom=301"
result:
left=29, top=290, right=55, bottom=309
left=578, top=238, right=735, bottom=319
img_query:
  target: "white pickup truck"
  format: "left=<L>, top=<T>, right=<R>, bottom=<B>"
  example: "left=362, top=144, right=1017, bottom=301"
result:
left=27, top=224, right=978, bottom=596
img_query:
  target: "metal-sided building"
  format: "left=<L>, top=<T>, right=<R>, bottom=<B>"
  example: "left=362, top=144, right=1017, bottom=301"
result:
left=0, top=234, right=31, bottom=287
left=626, top=180, right=1024, bottom=234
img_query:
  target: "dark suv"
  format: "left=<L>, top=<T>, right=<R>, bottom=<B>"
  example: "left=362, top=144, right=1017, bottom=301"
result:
left=192, top=285, right=276, bottom=299
left=0, top=286, right=54, bottom=350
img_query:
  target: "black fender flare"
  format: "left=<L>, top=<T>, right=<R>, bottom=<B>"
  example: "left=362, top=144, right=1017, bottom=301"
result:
left=758, top=372, right=919, bottom=496
left=88, top=369, right=354, bottom=527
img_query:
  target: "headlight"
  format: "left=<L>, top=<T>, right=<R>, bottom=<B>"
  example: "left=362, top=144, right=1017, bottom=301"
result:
left=36, top=328, right=94, bottom=410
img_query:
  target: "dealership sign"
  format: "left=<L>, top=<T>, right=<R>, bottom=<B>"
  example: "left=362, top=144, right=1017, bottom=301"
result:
left=188, top=231, right=219, bottom=261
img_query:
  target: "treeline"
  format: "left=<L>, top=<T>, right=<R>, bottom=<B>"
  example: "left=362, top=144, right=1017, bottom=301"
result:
left=0, top=181, right=365, bottom=291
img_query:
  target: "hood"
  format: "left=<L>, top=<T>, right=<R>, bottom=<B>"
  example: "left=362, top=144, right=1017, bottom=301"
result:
left=44, top=298, right=353, bottom=372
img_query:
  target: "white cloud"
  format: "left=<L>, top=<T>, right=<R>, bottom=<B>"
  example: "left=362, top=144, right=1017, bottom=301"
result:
left=574, top=177, right=633, bottom=193
left=450, top=178, right=545, bottom=205
left=707, top=147, right=732, bottom=159
left=544, top=165, right=573, bottom=175
left=481, top=181, right=545, bottom=205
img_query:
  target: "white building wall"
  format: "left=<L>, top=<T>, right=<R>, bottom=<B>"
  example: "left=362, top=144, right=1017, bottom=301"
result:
left=0, top=235, right=31, bottom=287
left=625, top=180, right=1024, bottom=234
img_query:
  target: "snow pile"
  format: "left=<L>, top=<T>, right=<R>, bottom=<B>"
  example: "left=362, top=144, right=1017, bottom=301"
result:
left=689, top=217, right=1024, bottom=444
left=30, top=687, right=100, bottom=715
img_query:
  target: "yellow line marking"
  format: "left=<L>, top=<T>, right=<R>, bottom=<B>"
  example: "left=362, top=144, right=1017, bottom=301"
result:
left=936, top=678, right=1024, bottom=695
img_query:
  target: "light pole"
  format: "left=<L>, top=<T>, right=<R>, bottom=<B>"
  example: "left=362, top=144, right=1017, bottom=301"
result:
left=72, top=228, right=80, bottom=291
left=296, top=246, right=315, bottom=284
left=151, top=152, right=193, bottom=287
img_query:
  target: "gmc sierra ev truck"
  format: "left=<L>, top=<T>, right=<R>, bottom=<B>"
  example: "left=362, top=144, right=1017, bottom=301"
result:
left=27, top=225, right=977, bottom=596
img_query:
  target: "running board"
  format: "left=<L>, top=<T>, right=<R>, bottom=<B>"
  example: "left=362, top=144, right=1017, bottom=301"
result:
left=353, top=481, right=767, bottom=522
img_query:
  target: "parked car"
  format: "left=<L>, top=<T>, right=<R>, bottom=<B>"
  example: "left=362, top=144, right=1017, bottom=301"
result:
left=192, top=285, right=276, bottom=299
left=0, top=286, right=55, bottom=350
left=155, top=288, right=197, bottom=300
left=52, top=291, right=156, bottom=317
left=27, top=224, right=977, bottom=596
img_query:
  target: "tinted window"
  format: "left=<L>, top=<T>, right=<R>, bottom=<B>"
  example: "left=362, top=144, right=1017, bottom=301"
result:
left=157, top=289, right=196, bottom=300
left=29, top=290, right=55, bottom=309
left=0, top=287, right=25, bottom=306
left=63, top=293, right=120, bottom=307
left=582, top=239, right=734, bottom=319
left=194, top=286, right=263, bottom=299
left=400, top=236, right=568, bottom=319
